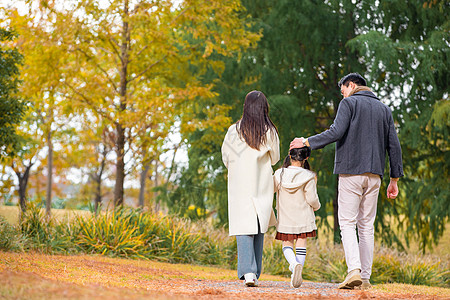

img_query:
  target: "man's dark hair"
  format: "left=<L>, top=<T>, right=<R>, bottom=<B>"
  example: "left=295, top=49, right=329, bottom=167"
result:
left=338, top=73, right=367, bottom=87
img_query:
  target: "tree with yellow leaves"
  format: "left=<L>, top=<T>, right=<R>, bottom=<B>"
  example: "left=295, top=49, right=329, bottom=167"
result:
left=5, top=0, right=259, bottom=207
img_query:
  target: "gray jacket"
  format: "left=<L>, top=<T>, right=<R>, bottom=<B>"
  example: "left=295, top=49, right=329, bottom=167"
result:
left=308, top=90, right=404, bottom=178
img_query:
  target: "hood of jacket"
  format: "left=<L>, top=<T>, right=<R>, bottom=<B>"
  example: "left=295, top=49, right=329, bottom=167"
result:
left=274, top=166, right=315, bottom=193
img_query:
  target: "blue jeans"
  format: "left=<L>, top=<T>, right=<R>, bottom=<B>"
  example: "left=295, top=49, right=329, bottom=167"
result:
left=235, top=223, right=264, bottom=279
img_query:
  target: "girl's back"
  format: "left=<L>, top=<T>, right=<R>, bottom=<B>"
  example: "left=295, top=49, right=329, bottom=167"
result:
left=274, top=166, right=320, bottom=234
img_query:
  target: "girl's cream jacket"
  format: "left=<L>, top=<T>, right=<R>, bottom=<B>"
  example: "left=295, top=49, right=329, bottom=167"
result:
left=273, top=166, right=320, bottom=234
left=222, top=123, right=279, bottom=236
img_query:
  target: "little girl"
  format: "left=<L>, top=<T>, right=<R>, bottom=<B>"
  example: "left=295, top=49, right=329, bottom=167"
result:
left=222, top=90, right=279, bottom=287
left=273, top=146, right=320, bottom=288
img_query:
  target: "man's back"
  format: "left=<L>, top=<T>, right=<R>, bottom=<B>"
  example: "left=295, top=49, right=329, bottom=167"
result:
left=308, top=90, right=403, bottom=178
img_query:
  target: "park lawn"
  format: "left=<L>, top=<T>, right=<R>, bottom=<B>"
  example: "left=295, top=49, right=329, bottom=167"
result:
left=375, top=283, right=450, bottom=298
left=0, top=205, right=93, bottom=225
left=315, top=214, right=450, bottom=257
left=0, top=251, right=283, bottom=300
left=1, top=251, right=449, bottom=299
left=1, top=205, right=449, bottom=257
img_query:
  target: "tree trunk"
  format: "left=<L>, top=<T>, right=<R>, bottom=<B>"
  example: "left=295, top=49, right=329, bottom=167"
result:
left=113, top=0, right=130, bottom=207
left=94, top=178, right=102, bottom=213
left=139, top=162, right=151, bottom=208
left=93, top=155, right=105, bottom=213
left=46, top=129, right=53, bottom=217
left=114, top=123, right=125, bottom=206
left=15, top=163, right=33, bottom=213
left=153, top=160, right=159, bottom=213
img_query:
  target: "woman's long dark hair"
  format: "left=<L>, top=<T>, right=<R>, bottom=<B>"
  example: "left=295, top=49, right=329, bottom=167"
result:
left=236, top=90, right=278, bottom=150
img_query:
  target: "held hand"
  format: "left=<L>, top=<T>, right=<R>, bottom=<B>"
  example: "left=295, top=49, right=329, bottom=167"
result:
left=290, top=137, right=305, bottom=150
left=387, top=180, right=399, bottom=199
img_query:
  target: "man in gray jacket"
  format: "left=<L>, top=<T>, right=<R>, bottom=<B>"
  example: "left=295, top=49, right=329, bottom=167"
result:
left=290, top=73, right=403, bottom=289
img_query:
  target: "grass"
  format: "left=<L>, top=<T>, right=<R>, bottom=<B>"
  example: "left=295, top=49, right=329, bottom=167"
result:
left=0, top=251, right=247, bottom=282
left=375, top=283, right=450, bottom=298
left=0, top=205, right=449, bottom=288
left=2, top=205, right=449, bottom=256
left=315, top=215, right=450, bottom=257
left=0, top=205, right=91, bottom=225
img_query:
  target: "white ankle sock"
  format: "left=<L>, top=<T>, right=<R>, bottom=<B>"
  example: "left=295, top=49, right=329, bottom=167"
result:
left=282, top=246, right=297, bottom=266
left=295, top=247, right=306, bottom=266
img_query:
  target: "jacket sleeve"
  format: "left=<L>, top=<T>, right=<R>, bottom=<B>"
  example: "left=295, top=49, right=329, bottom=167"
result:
left=308, top=99, right=352, bottom=150
left=268, top=130, right=280, bottom=165
left=304, top=178, right=321, bottom=211
left=273, top=173, right=280, bottom=212
left=273, top=174, right=278, bottom=193
left=386, top=113, right=404, bottom=178
left=221, top=130, right=230, bottom=169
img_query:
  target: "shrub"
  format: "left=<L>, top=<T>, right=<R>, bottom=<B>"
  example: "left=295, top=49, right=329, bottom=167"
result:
left=20, top=202, right=51, bottom=246
left=0, top=215, right=27, bottom=251
left=12, top=206, right=449, bottom=288
left=303, top=241, right=347, bottom=283
left=372, top=247, right=450, bottom=287
left=18, top=202, right=77, bottom=253
left=72, top=207, right=235, bottom=265
left=262, top=240, right=290, bottom=276
left=262, top=239, right=449, bottom=288
left=74, top=208, right=150, bottom=259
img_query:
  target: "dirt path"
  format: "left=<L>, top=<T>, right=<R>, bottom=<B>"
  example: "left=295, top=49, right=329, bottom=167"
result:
left=0, top=251, right=448, bottom=299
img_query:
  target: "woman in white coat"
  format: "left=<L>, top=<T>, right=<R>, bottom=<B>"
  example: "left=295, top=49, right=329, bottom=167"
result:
left=221, top=90, right=280, bottom=287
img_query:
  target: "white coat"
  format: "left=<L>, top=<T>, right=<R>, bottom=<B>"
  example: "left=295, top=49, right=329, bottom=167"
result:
left=222, top=123, right=280, bottom=236
left=273, top=166, right=320, bottom=234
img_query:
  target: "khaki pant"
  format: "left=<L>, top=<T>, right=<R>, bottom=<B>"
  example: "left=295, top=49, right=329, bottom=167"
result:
left=338, top=173, right=381, bottom=279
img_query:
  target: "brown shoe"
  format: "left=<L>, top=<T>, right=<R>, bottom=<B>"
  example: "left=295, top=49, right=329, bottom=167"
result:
left=355, top=279, right=372, bottom=290
left=338, top=269, right=362, bottom=289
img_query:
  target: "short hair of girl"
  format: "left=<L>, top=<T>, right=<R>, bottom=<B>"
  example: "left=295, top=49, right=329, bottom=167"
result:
left=237, top=90, right=278, bottom=150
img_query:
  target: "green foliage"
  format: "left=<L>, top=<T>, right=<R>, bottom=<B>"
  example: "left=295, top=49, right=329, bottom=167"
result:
left=347, top=0, right=449, bottom=252
left=263, top=239, right=449, bottom=287
left=372, top=248, right=450, bottom=287
left=302, top=242, right=348, bottom=283
left=394, top=262, right=449, bottom=287
left=19, top=202, right=77, bottom=253
left=0, top=28, right=26, bottom=157
left=171, top=0, right=363, bottom=241
left=2, top=207, right=449, bottom=287
left=0, top=215, right=27, bottom=251
left=262, top=240, right=291, bottom=277
left=66, top=207, right=235, bottom=265
left=20, top=202, right=51, bottom=244
left=171, top=0, right=449, bottom=252
left=75, top=208, right=148, bottom=258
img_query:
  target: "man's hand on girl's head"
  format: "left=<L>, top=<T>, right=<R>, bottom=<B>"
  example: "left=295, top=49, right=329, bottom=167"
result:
left=290, top=137, right=305, bottom=150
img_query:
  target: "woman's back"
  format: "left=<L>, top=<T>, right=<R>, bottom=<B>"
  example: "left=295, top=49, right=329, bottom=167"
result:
left=222, top=123, right=279, bottom=236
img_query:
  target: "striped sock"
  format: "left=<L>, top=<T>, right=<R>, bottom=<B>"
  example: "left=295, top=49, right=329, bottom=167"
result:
left=296, top=247, right=307, bottom=266
left=282, top=246, right=297, bottom=267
